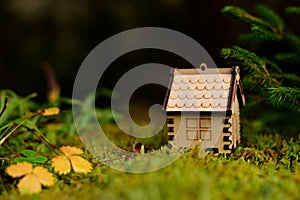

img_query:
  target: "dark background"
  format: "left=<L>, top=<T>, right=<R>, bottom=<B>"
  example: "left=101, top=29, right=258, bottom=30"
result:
left=1, top=0, right=300, bottom=102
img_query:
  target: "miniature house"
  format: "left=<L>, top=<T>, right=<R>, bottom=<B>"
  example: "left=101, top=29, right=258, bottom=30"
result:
left=164, top=66, right=245, bottom=153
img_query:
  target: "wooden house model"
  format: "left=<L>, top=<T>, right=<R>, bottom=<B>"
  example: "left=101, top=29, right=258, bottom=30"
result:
left=164, top=66, right=245, bottom=153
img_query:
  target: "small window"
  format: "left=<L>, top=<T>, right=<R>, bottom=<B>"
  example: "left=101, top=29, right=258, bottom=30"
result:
left=200, top=119, right=211, bottom=128
left=187, top=130, right=198, bottom=140
left=186, top=117, right=212, bottom=141
left=200, top=130, right=211, bottom=140
left=187, top=118, right=198, bottom=128
left=167, top=118, right=174, bottom=124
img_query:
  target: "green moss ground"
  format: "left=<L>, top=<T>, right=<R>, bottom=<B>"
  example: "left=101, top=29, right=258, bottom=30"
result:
left=1, top=90, right=300, bottom=199
left=1, top=132, right=300, bottom=200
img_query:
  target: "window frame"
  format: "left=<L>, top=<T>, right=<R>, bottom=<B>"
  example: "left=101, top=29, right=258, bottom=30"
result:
left=186, top=117, right=212, bottom=140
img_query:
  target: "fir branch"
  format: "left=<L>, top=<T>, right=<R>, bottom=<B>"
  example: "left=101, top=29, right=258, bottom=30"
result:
left=275, top=73, right=300, bottom=85
left=221, top=46, right=267, bottom=76
left=222, top=5, right=284, bottom=37
left=275, top=51, right=300, bottom=64
left=221, top=4, right=300, bottom=111
left=263, top=57, right=282, bottom=74
left=221, top=46, right=263, bottom=70
left=251, top=24, right=282, bottom=41
left=286, top=6, right=300, bottom=14
left=244, top=94, right=267, bottom=106
left=255, top=4, right=284, bottom=35
left=222, top=6, right=269, bottom=27
left=242, top=75, right=267, bottom=92
left=221, top=47, right=266, bottom=89
left=221, top=46, right=281, bottom=88
left=283, top=33, right=300, bottom=50
left=238, top=33, right=260, bottom=44
left=267, top=87, right=300, bottom=109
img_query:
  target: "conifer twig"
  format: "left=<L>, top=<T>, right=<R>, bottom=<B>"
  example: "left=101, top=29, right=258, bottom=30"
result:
left=221, top=4, right=300, bottom=111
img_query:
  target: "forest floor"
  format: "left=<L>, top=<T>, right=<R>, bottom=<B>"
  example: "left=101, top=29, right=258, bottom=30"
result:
left=0, top=90, right=300, bottom=200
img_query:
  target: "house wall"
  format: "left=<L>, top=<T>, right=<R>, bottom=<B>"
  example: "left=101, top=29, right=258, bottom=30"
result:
left=167, top=104, right=241, bottom=153
left=167, top=112, right=231, bottom=153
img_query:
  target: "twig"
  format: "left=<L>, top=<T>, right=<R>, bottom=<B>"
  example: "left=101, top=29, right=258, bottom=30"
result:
left=0, top=123, right=14, bottom=141
left=0, top=157, right=11, bottom=161
left=32, top=131, right=60, bottom=155
left=0, top=120, right=30, bottom=146
left=0, top=96, right=8, bottom=118
left=0, top=112, right=40, bottom=146
left=92, top=154, right=137, bottom=165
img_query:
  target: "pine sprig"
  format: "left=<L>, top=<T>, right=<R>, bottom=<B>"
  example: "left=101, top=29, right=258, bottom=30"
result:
left=239, top=33, right=260, bottom=44
left=283, top=33, right=300, bottom=48
left=222, top=6, right=269, bottom=28
left=255, top=4, right=284, bottom=35
left=221, top=46, right=264, bottom=71
left=263, top=57, right=282, bottom=74
left=275, top=51, right=300, bottom=64
left=222, top=5, right=284, bottom=39
left=221, top=4, right=300, bottom=111
left=251, top=24, right=282, bottom=41
left=277, top=73, right=300, bottom=85
left=267, top=87, right=300, bottom=109
left=220, top=46, right=281, bottom=88
left=286, top=6, right=300, bottom=14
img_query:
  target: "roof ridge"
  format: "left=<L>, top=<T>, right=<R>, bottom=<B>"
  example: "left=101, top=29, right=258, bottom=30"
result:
left=174, top=67, right=232, bottom=75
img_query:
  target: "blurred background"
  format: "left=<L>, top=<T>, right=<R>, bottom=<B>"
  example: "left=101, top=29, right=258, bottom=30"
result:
left=1, top=0, right=300, bottom=139
left=1, top=0, right=299, bottom=99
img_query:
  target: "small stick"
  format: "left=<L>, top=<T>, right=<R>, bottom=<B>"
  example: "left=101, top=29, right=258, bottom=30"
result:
left=0, top=96, right=8, bottom=118
left=0, top=123, right=14, bottom=141
left=92, top=154, right=137, bottom=165
left=0, top=112, right=40, bottom=146
left=32, top=131, right=60, bottom=155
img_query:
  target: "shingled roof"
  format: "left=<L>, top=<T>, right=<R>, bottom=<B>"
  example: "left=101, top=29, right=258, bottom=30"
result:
left=165, top=67, right=244, bottom=112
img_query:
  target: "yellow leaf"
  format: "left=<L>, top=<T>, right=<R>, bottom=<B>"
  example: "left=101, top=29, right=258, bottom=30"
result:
left=40, top=107, right=60, bottom=116
left=7, top=163, right=55, bottom=195
left=52, top=155, right=71, bottom=175
left=60, top=146, right=83, bottom=156
left=6, top=162, right=33, bottom=178
left=17, top=174, right=41, bottom=195
left=70, top=155, right=93, bottom=174
left=52, top=146, right=92, bottom=174
left=33, top=166, right=55, bottom=186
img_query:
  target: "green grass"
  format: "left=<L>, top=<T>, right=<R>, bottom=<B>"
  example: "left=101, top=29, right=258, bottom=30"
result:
left=1, top=133, right=300, bottom=200
left=1, top=90, right=300, bottom=199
